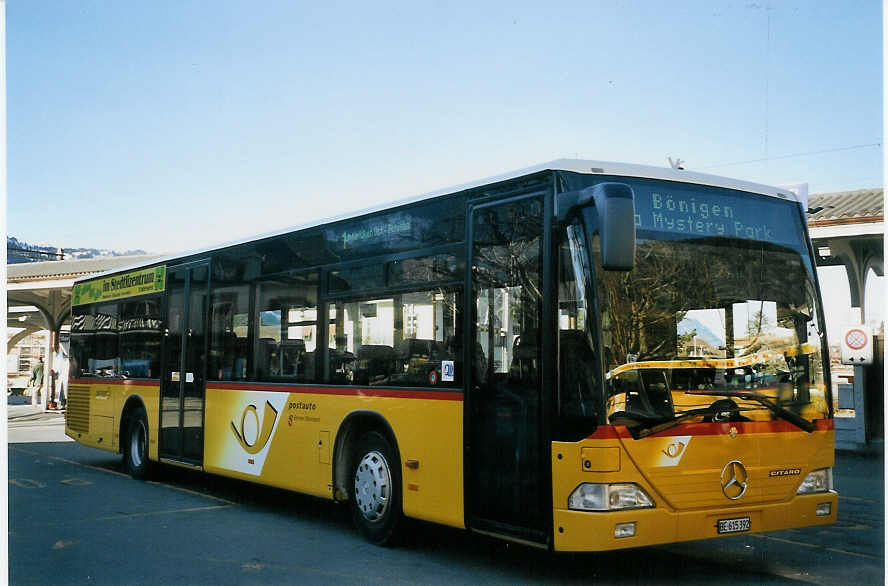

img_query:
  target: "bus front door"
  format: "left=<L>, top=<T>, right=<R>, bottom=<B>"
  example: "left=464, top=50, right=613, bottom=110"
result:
left=159, top=262, right=209, bottom=465
left=468, top=195, right=547, bottom=544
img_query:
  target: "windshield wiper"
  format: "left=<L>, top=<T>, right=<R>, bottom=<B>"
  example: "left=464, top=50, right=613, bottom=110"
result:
left=609, top=404, right=753, bottom=439
left=687, top=390, right=815, bottom=433
left=639, top=405, right=758, bottom=438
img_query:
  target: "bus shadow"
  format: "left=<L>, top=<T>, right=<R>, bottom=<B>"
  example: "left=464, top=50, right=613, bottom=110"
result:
left=402, top=522, right=797, bottom=585
left=142, top=461, right=794, bottom=585
left=148, top=462, right=354, bottom=527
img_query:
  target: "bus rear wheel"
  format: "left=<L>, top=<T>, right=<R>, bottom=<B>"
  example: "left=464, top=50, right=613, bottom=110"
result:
left=350, top=431, right=402, bottom=545
left=123, top=407, right=152, bottom=480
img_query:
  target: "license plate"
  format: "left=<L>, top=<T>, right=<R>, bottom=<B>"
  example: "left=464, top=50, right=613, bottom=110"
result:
left=717, top=516, right=751, bottom=534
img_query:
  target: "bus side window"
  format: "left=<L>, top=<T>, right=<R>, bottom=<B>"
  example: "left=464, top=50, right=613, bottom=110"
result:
left=119, top=298, right=162, bottom=378
left=253, top=273, right=319, bottom=383
left=558, top=225, right=600, bottom=421
left=327, top=290, right=461, bottom=387
left=210, top=255, right=251, bottom=381
left=91, top=303, right=121, bottom=377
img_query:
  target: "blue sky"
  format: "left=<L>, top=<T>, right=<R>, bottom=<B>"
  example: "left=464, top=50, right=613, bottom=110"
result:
left=7, top=0, right=882, bottom=255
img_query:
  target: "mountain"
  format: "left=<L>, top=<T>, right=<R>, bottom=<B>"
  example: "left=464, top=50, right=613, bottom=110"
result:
left=677, top=317, right=724, bottom=348
left=7, top=236, right=147, bottom=263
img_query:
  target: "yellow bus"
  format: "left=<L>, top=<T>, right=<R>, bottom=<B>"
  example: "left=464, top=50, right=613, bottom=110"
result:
left=66, top=160, right=836, bottom=550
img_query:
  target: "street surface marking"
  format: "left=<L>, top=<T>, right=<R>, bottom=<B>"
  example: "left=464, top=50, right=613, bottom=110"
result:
left=174, top=552, right=411, bottom=584
left=751, top=534, right=882, bottom=560
left=10, top=445, right=236, bottom=505
left=91, top=504, right=234, bottom=522
left=10, top=446, right=131, bottom=479
left=22, top=505, right=235, bottom=529
left=61, top=477, right=94, bottom=486
left=839, top=495, right=879, bottom=505
left=9, top=478, right=46, bottom=489
left=832, top=520, right=872, bottom=531
left=147, top=480, right=237, bottom=506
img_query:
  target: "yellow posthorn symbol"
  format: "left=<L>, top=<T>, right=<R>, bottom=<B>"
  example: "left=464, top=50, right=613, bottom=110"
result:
left=662, top=441, right=686, bottom=458
left=231, top=401, right=279, bottom=455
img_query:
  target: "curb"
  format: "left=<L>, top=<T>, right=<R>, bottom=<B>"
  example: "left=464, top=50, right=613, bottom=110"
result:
left=7, top=406, right=65, bottom=422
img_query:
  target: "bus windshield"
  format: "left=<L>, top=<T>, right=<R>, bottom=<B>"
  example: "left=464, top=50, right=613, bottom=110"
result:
left=589, top=181, right=830, bottom=435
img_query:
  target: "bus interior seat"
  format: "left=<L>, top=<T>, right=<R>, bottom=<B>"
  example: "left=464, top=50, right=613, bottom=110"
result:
left=640, top=370, right=674, bottom=418
left=510, top=329, right=539, bottom=382
left=355, top=344, right=396, bottom=384
left=398, top=338, right=449, bottom=360
left=256, top=337, right=277, bottom=379
left=280, top=339, right=306, bottom=376
left=615, top=369, right=674, bottom=418
left=301, top=351, right=315, bottom=382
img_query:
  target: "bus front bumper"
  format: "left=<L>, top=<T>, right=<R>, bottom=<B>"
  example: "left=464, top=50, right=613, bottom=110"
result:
left=552, top=491, right=838, bottom=551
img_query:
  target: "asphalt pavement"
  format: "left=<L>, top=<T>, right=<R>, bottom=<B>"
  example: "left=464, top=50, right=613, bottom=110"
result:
left=7, top=394, right=71, bottom=444
left=6, top=400, right=885, bottom=585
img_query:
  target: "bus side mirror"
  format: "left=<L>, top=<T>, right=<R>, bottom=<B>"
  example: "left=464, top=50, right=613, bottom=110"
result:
left=557, top=182, right=636, bottom=271
left=588, top=182, right=636, bottom=271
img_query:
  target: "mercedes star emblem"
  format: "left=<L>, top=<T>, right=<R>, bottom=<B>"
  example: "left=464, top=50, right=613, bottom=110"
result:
left=721, top=460, right=748, bottom=500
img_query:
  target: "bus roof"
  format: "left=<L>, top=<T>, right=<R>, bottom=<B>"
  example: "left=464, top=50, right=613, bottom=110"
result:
left=74, top=159, right=800, bottom=284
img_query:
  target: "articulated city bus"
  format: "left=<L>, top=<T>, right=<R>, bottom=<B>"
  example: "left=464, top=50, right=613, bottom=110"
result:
left=66, top=160, right=836, bottom=550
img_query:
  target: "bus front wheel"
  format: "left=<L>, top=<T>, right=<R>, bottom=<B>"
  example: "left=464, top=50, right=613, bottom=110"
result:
left=350, top=431, right=402, bottom=545
left=123, top=406, right=152, bottom=480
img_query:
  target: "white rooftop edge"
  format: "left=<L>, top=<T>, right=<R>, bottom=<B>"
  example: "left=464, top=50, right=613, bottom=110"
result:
left=74, top=159, right=799, bottom=284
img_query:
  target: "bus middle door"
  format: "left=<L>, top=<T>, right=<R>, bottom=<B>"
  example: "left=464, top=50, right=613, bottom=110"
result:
left=160, top=262, right=209, bottom=465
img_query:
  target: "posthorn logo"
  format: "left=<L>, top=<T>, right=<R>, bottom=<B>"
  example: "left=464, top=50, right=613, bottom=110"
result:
left=230, top=401, right=279, bottom=455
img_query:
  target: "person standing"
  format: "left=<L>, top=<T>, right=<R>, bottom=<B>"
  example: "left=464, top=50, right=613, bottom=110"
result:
left=28, top=356, right=44, bottom=406
left=53, top=347, right=70, bottom=410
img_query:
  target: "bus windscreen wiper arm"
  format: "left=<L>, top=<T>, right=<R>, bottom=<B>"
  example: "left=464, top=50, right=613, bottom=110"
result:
left=610, top=405, right=752, bottom=439
left=633, top=405, right=752, bottom=439
left=687, top=390, right=815, bottom=433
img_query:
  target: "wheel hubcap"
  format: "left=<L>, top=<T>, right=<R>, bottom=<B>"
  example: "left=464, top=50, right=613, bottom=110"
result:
left=130, top=421, right=146, bottom=468
left=354, top=450, right=391, bottom=522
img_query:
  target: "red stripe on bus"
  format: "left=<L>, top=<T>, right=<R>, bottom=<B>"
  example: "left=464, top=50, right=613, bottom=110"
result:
left=585, top=426, right=625, bottom=439
left=68, top=378, right=159, bottom=387
left=68, top=378, right=462, bottom=400
left=644, top=420, right=833, bottom=437
left=587, top=418, right=834, bottom=440
left=208, top=383, right=464, bottom=401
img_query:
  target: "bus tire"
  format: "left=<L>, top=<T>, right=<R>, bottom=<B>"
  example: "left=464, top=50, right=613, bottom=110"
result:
left=350, top=431, right=402, bottom=545
left=123, top=406, right=152, bottom=480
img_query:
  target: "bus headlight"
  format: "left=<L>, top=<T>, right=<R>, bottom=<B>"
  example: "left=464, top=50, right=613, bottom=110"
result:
left=796, top=468, right=833, bottom=494
left=568, top=483, right=655, bottom=511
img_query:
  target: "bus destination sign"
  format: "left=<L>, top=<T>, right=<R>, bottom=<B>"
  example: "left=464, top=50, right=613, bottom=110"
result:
left=339, top=216, right=412, bottom=249
left=633, top=187, right=801, bottom=247
left=73, top=266, right=167, bottom=306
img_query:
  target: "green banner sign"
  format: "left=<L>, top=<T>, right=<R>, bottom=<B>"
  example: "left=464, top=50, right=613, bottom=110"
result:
left=73, top=266, right=166, bottom=306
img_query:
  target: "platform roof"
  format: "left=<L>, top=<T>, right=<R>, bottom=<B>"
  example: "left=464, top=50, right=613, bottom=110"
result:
left=808, top=188, right=883, bottom=226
